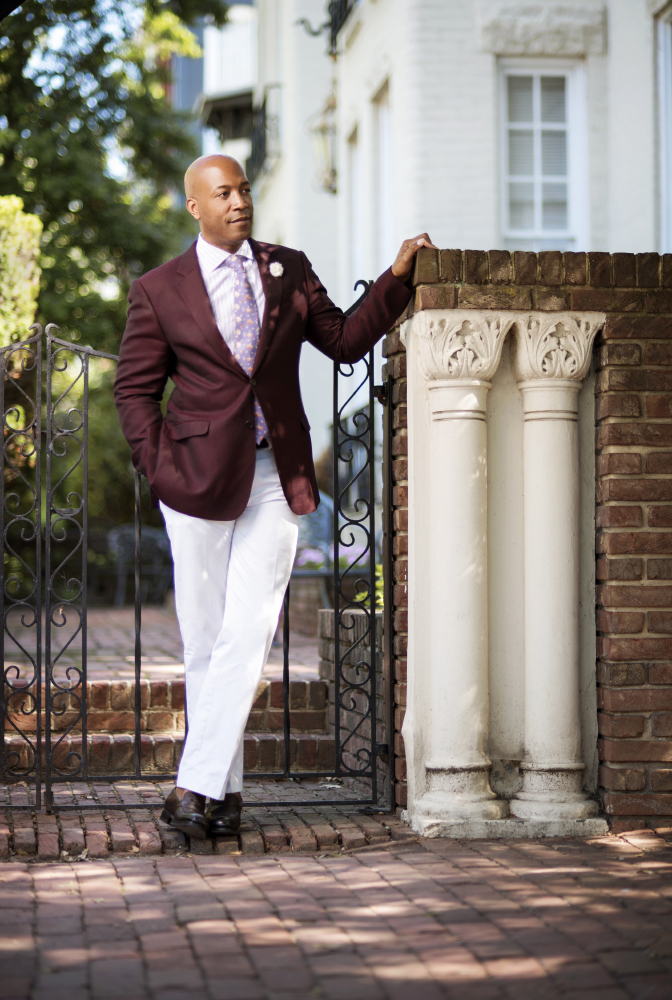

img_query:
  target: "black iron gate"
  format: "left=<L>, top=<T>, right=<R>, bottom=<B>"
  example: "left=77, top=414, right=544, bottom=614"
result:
left=1, top=293, right=391, bottom=812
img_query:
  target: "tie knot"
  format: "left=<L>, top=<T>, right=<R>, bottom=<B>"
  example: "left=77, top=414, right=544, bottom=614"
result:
left=224, top=255, right=246, bottom=274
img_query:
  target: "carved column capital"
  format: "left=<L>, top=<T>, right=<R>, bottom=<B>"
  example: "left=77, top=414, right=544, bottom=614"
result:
left=510, top=311, right=605, bottom=383
left=408, top=310, right=516, bottom=382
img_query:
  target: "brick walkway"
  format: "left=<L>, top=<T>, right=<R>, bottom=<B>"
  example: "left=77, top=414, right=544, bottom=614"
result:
left=2, top=825, right=672, bottom=999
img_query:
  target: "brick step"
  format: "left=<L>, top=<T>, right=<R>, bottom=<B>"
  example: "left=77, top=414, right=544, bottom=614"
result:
left=5, top=731, right=336, bottom=775
left=5, top=677, right=328, bottom=735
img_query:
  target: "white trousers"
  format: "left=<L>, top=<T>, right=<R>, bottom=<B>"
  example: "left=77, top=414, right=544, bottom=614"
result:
left=160, top=448, right=299, bottom=800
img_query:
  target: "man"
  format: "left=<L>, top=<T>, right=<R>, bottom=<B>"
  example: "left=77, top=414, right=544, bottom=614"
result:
left=114, top=154, right=436, bottom=839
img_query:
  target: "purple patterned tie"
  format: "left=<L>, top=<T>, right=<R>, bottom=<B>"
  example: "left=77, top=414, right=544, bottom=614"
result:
left=223, top=255, right=269, bottom=445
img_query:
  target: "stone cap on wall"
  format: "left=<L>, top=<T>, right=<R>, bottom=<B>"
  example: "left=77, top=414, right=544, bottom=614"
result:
left=407, top=249, right=672, bottom=316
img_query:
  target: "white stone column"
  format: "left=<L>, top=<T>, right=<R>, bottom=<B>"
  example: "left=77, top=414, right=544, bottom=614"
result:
left=510, top=313, right=605, bottom=823
left=404, top=311, right=514, bottom=834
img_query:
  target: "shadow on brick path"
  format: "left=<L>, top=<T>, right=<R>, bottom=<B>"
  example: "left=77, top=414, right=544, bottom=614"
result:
left=1, top=799, right=672, bottom=999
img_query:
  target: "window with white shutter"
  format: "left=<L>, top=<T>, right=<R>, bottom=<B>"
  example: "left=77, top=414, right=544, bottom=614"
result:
left=501, top=61, right=587, bottom=251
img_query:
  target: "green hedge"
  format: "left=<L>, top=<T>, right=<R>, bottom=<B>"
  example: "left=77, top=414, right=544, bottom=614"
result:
left=0, top=195, right=42, bottom=345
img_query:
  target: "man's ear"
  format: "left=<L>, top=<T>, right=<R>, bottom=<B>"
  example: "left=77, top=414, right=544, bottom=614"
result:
left=186, top=197, right=200, bottom=220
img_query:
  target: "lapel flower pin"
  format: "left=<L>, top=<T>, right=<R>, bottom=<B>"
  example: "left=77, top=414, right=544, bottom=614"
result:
left=270, top=261, right=284, bottom=278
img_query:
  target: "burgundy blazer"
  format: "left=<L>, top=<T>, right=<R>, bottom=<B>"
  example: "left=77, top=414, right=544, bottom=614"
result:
left=113, top=239, right=412, bottom=520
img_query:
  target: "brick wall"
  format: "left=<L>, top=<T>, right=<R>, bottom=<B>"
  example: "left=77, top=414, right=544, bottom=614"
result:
left=384, top=248, right=672, bottom=824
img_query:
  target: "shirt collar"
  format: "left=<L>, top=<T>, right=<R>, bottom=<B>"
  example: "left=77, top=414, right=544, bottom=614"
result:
left=196, top=234, right=254, bottom=273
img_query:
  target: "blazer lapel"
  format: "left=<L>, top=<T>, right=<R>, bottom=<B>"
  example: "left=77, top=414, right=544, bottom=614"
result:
left=175, top=243, right=243, bottom=375
left=250, top=239, right=283, bottom=373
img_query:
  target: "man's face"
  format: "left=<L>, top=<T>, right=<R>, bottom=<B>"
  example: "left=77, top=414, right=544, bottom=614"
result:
left=186, top=158, right=254, bottom=251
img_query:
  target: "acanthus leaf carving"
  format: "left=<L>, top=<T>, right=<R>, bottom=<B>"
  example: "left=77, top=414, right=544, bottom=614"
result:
left=411, top=310, right=515, bottom=382
left=510, top=312, right=605, bottom=382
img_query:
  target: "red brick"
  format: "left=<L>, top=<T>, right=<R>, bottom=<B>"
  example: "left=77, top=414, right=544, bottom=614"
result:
left=646, top=395, right=672, bottom=418
left=612, top=253, right=637, bottom=287
left=596, top=394, right=641, bottom=419
left=459, top=285, right=532, bottom=310
left=391, top=435, right=407, bottom=456
left=599, top=765, right=646, bottom=791
left=394, top=609, right=408, bottom=631
left=600, top=533, right=672, bottom=554
left=598, top=712, right=645, bottom=738
left=90, top=682, right=109, bottom=709
left=650, top=664, right=672, bottom=684
left=598, top=423, right=672, bottom=447
left=392, top=458, right=407, bottom=482
left=647, top=452, right=672, bottom=473
left=532, top=287, right=568, bottom=310
left=440, top=248, right=462, bottom=283
left=597, top=662, right=646, bottom=685
left=598, top=342, right=642, bottom=367
left=597, top=610, right=644, bottom=634
left=488, top=249, right=511, bottom=285
left=513, top=251, right=536, bottom=284
left=415, top=285, right=456, bottom=310
left=600, top=637, right=672, bottom=660
left=644, top=343, right=672, bottom=365
left=564, top=251, right=586, bottom=284
left=600, top=479, right=672, bottom=502
left=394, top=783, right=407, bottom=807
left=603, top=314, right=672, bottom=339
left=392, top=509, right=407, bottom=531
left=609, top=818, right=647, bottom=831
left=599, top=368, right=672, bottom=392
left=648, top=558, right=672, bottom=579
left=649, top=507, right=672, bottom=527
left=465, top=250, right=489, bottom=284
left=596, top=557, right=643, bottom=580
left=35, top=815, right=60, bottom=860
left=637, top=252, right=661, bottom=287
left=603, top=792, right=672, bottom=815
left=171, top=680, right=185, bottom=711
left=589, top=252, right=612, bottom=287
left=596, top=507, right=643, bottom=530
left=538, top=250, right=563, bottom=286
left=663, top=253, right=672, bottom=288
left=413, top=248, right=439, bottom=284
left=571, top=288, right=643, bottom=312
left=646, top=288, right=672, bottom=312
left=597, top=454, right=642, bottom=476
left=392, top=535, right=408, bottom=556
left=649, top=611, right=672, bottom=633
left=393, top=406, right=407, bottom=430
left=651, top=769, right=672, bottom=790
left=599, top=688, right=672, bottom=712
left=109, top=817, right=137, bottom=853
left=13, top=821, right=36, bottom=856
left=599, top=738, right=672, bottom=762
left=651, top=716, right=672, bottom=737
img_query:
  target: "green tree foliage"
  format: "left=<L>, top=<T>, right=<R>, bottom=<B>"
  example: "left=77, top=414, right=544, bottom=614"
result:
left=0, top=194, right=42, bottom=344
left=0, top=0, right=227, bottom=355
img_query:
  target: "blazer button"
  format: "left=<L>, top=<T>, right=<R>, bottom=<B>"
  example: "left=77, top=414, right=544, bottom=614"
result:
left=245, top=420, right=254, bottom=429
left=250, top=378, right=257, bottom=386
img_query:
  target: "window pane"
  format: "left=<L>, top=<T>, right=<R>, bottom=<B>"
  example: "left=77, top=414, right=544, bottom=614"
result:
left=541, top=77, right=566, bottom=122
left=509, top=130, right=534, bottom=175
left=541, top=131, right=566, bottom=175
left=542, top=183, right=567, bottom=229
left=509, top=182, right=534, bottom=229
left=507, top=76, right=533, bottom=122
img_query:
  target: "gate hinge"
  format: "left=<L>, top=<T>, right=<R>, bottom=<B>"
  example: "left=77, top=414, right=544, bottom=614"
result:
left=375, top=743, right=389, bottom=756
left=372, top=384, right=387, bottom=405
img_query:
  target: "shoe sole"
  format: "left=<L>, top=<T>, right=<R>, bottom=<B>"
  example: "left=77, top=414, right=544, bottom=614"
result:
left=211, top=823, right=241, bottom=837
left=160, top=808, right=209, bottom=840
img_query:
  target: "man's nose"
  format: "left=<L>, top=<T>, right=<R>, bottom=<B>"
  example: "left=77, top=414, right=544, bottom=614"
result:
left=230, top=189, right=245, bottom=210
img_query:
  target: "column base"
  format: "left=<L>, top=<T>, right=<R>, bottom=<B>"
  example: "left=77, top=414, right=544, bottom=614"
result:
left=410, top=762, right=509, bottom=835
left=509, top=762, right=600, bottom=821
left=404, top=813, right=608, bottom=839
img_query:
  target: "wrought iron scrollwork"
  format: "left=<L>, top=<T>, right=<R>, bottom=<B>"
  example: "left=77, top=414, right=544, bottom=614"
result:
left=1, top=326, right=42, bottom=799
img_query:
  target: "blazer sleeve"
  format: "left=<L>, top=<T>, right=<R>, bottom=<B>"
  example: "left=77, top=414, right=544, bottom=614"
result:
left=301, top=253, right=412, bottom=364
left=113, top=279, right=175, bottom=480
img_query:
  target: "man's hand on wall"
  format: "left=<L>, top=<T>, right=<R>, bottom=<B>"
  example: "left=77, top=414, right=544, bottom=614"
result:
left=391, top=234, right=439, bottom=282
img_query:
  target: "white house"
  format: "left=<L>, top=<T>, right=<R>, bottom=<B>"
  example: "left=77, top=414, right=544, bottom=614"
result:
left=185, top=0, right=672, bottom=454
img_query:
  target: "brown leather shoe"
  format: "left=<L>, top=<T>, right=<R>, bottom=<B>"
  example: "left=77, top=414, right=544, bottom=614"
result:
left=160, top=788, right=208, bottom=840
left=209, top=792, right=242, bottom=836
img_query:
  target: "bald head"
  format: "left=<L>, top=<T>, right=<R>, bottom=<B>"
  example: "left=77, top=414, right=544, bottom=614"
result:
left=184, top=154, right=253, bottom=252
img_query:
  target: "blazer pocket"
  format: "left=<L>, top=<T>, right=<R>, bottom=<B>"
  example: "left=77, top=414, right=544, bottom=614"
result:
left=166, top=420, right=210, bottom=441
